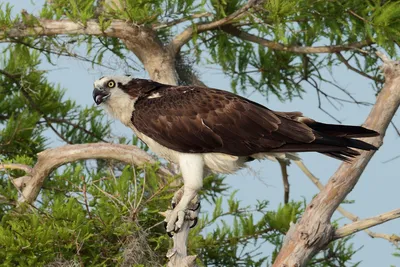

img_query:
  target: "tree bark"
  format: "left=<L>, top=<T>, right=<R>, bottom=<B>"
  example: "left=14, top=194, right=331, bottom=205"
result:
left=273, top=53, right=400, bottom=266
left=17, top=143, right=173, bottom=204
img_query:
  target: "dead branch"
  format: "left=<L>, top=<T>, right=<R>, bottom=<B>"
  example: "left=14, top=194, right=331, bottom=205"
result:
left=295, top=160, right=400, bottom=246
left=334, top=209, right=400, bottom=239
left=273, top=53, right=400, bottom=266
left=15, top=143, right=173, bottom=204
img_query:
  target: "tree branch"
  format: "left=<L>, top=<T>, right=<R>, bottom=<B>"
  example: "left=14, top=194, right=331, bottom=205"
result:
left=221, top=25, right=374, bottom=54
left=152, top=12, right=213, bottom=30
left=295, top=160, right=400, bottom=246
left=273, top=53, right=400, bottom=266
left=0, top=163, right=32, bottom=174
left=334, top=209, right=400, bottom=239
left=277, top=159, right=289, bottom=204
left=1, top=19, right=178, bottom=84
left=336, top=52, right=383, bottom=83
left=170, top=0, right=262, bottom=55
left=17, top=143, right=173, bottom=204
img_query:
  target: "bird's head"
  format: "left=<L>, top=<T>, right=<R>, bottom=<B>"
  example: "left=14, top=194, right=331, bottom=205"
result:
left=93, top=75, right=164, bottom=106
left=92, top=75, right=133, bottom=105
left=93, top=75, right=165, bottom=124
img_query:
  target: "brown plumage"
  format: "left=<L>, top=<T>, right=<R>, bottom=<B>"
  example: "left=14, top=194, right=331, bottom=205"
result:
left=128, top=80, right=378, bottom=161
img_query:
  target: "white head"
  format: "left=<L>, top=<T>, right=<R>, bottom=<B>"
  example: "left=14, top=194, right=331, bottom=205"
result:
left=93, top=75, right=136, bottom=125
left=93, top=75, right=164, bottom=125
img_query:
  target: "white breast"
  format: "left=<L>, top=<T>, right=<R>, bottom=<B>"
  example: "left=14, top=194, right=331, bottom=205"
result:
left=102, top=90, right=137, bottom=126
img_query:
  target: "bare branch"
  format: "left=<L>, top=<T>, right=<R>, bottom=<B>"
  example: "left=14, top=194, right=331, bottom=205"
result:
left=277, top=159, right=289, bottom=204
left=0, top=163, right=32, bottom=174
left=336, top=52, right=383, bottom=83
left=367, top=232, right=400, bottom=245
left=295, top=160, right=400, bottom=246
left=170, top=0, right=261, bottom=55
left=273, top=54, right=400, bottom=266
left=1, top=20, right=136, bottom=39
left=1, top=19, right=178, bottom=84
left=17, top=143, right=174, bottom=204
left=221, top=25, right=374, bottom=54
left=334, top=209, right=400, bottom=239
left=153, top=12, right=213, bottom=30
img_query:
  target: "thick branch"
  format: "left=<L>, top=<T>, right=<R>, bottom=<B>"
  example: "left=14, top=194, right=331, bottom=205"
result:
left=273, top=54, right=400, bottom=266
left=2, top=19, right=134, bottom=39
left=18, top=143, right=173, bottom=204
left=170, top=0, right=261, bottom=55
left=334, top=209, right=400, bottom=239
left=1, top=19, right=178, bottom=84
left=222, top=25, right=374, bottom=54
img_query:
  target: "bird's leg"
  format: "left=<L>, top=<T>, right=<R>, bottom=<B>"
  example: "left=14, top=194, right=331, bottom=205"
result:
left=165, top=154, right=204, bottom=234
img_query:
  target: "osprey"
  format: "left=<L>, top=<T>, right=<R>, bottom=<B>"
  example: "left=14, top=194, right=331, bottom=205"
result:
left=93, top=76, right=378, bottom=234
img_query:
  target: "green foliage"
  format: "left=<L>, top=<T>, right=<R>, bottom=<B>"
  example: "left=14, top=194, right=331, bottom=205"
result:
left=0, top=0, right=397, bottom=265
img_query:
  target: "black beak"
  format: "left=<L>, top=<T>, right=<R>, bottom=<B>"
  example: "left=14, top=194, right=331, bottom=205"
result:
left=93, top=88, right=110, bottom=105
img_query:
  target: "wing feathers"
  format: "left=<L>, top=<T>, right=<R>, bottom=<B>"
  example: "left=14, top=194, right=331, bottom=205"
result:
left=132, top=84, right=378, bottom=160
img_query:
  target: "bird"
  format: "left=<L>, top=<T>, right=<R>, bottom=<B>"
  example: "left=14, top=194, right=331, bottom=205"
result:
left=92, top=75, right=379, bottom=234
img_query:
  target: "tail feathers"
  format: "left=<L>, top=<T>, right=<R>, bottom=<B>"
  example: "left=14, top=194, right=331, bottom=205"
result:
left=303, top=120, right=379, bottom=138
left=268, top=134, right=378, bottom=162
left=321, top=148, right=361, bottom=162
left=315, top=135, right=378, bottom=151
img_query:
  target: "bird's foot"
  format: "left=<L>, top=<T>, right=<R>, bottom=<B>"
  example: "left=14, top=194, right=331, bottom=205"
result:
left=164, top=187, right=200, bottom=236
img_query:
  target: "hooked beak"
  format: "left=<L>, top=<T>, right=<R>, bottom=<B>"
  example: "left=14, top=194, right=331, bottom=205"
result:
left=93, top=88, right=110, bottom=105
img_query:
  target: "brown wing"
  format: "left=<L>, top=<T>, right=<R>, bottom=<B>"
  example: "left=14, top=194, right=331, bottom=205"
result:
left=131, top=86, right=317, bottom=156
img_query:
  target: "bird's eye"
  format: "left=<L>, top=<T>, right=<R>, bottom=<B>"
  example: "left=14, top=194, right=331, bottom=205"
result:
left=107, top=80, right=116, bottom=88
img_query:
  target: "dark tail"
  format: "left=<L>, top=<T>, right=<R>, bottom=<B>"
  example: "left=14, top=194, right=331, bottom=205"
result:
left=307, top=122, right=379, bottom=161
left=270, top=121, right=379, bottom=162
left=304, top=121, right=379, bottom=138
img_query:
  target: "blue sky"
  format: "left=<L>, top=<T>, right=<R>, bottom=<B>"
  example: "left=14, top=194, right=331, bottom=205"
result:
left=6, top=1, right=400, bottom=266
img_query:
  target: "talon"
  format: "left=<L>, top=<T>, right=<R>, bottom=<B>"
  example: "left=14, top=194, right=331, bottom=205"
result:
left=191, top=202, right=201, bottom=211
left=172, top=202, right=176, bottom=209
left=167, top=231, right=174, bottom=238
left=190, top=217, right=198, bottom=228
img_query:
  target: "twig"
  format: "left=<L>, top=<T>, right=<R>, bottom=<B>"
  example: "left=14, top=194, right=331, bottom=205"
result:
left=390, top=121, right=400, bottom=136
left=277, top=159, right=289, bottom=204
left=334, top=209, right=400, bottom=240
left=382, top=154, right=400, bottom=164
left=153, top=12, right=213, bottom=30
left=336, top=52, right=383, bottom=83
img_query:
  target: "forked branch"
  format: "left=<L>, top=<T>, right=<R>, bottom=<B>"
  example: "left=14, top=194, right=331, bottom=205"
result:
left=334, top=209, right=400, bottom=239
left=273, top=53, right=400, bottom=266
left=295, top=160, right=400, bottom=246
